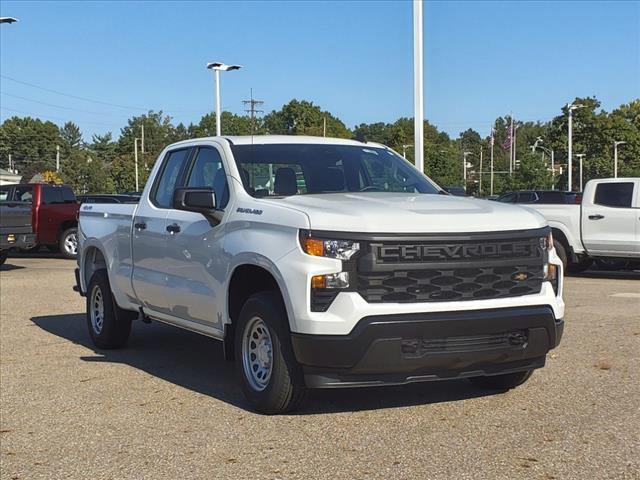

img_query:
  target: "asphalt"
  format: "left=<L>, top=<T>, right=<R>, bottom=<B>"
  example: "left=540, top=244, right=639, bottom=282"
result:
left=1, top=256, right=639, bottom=479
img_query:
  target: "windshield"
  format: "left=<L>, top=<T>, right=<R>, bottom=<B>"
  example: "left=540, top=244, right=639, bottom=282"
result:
left=230, top=143, right=441, bottom=197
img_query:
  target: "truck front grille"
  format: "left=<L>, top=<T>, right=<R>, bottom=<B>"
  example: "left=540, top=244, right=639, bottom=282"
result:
left=354, top=229, right=547, bottom=304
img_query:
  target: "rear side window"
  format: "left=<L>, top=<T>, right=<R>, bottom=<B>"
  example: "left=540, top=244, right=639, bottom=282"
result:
left=538, top=192, right=564, bottom=204
left=594, top=182, right=634, bottom=208
left=498, top=193, right=516, bottom=203
left=43, top=186, right=64, bottom=204
left=186, top=147, right=229, bottom=208
left=61, top=186, right=76, bottom=202
left=14, top=186, right=33, bottom=203
left=0, top=187, right=9, bottom=202
left=517, top=192, right=538, bottom=203
left=153, top=149, right=190, bottom=208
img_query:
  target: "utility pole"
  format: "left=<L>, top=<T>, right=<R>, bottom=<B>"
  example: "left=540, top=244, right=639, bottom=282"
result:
left=509, top=117, right=514, bottom=175
left=141, top=124, right=145, bottom=154
left=463, top=151, right=472, bottom=189
left=134, top=138, right=140, bottom=192
left=613, top=141, right=626, bottom=178
left=490, top=128, right=495, bottom=196
left=513, top=123, right=520, bottom=169
left=413, top=0, right=424, bottom=173
left=567, top=103, right=584, bottom=191
left=323, top=117, right=327, bottom=137
left=56, top=145, right=60, bottom=172
left=479, top=145, right=483, bottom=195
left=8, top=154, right=12, bottom=173
left=242, top=88, right=264, bottom=136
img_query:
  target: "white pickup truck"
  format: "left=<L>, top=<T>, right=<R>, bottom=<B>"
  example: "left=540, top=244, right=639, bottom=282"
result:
left=75, top=136, right=564, bottom=413
left=528, top=178, right=640, bottom=272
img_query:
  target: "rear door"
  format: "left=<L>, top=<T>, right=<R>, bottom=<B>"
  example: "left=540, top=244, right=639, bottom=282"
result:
left=582, top=181, right=637, bottom=256
left=131, top=147, right=193, bottom=314
left=163, top=144, right=231, bottom=333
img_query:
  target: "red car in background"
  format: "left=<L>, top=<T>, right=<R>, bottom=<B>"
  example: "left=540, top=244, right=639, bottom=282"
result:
left=0, top=183, right=80, bottom=258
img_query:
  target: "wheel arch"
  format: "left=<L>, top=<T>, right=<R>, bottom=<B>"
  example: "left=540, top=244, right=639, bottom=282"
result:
left=224, top=258, right=293, bottom=361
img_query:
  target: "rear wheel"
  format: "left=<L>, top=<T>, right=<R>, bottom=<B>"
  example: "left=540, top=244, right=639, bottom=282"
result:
left=59, top=227, right=78, bottom=259
left=469, top=369, right=534, bottom=390
left=235, top=291, right=305, bottom=414
left=86, top=269, right=133, bottom=349
left=553, top=239, right=568, bottom=271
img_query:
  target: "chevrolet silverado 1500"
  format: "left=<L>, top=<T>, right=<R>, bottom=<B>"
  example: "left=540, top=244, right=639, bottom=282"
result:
left=75, top=136, right=564, bottom=413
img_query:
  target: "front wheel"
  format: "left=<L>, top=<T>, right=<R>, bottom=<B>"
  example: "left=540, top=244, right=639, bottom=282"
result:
left=0, top=250, right=8, bottom=266
left=468, top=369, right=534, bottom=390
left=86, top=269, right=133, bottom=349
left=60, top=227, right=78, bottom=259
left=235, top=291, right=305, bottom=414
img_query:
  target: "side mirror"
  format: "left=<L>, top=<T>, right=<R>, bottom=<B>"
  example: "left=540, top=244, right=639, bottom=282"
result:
left=173, top=187, right=218, bottom=218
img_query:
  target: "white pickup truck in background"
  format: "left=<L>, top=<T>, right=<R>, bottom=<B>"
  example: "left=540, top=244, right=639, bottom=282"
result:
left=528, top=178, right=640, bottom=273
left=75, top=136, right=565, bottom=413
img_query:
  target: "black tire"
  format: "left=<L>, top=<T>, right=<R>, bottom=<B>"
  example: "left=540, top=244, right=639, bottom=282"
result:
left=86, top=269, right=133, bottom=349
left=234, top=291, right=305, bottom=414
left=567, top=256, right=593, bottom=274
left=59, top=227, right=78, bottom=259
left=58, top=227, right=78, bottom=258
left=595, top=258, right=630, bottom=271
left=0, top=250, right=8, bottom=266
left=469, top=369, right=534, bottom=390
left=553, top=239, right=568, bottom=271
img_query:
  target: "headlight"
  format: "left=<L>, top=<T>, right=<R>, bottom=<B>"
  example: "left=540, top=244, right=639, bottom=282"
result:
left=300, top=233, right=360, bottom=260
left=540, top=230, right=554, bottom=251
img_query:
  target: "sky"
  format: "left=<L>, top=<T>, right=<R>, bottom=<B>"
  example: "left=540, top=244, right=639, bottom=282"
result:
left=1, top=0, right=638, bottom=140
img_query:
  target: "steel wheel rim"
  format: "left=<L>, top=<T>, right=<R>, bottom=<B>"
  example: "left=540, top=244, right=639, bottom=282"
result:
left=64, top=233, right=78, bottom=255
left=242, top=316, right=273, bottom=391
left=90, top=285, right=105, bottom=335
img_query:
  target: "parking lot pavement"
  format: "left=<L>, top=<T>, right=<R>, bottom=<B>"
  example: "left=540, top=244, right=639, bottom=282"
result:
left=1, top=257, right=639, bottom=480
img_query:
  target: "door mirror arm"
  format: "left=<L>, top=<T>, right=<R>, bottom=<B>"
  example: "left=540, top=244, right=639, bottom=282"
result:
left=172, top=187, right=222, bottom=226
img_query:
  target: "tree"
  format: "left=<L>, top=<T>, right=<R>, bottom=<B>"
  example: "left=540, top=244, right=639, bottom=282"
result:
left=263, top=100, right=351, bottom=138
left=59, top=121, right=83, bottom=156
left=89, top=132, right=117, bottom=164
left=60, top=151, right=113, bottom=194
left=0, top=116, right=61, bottom=176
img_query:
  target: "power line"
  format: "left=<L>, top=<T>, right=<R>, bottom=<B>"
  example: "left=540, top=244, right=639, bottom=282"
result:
left=0, top=91, right=130, bottom=117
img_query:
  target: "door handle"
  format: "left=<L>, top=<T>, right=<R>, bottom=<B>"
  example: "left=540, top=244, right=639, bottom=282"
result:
left=588, top=214, right=605, bottom=220
left=134, top=221, right=147, bottom=230
left=166, top=223, right=181, bottom=234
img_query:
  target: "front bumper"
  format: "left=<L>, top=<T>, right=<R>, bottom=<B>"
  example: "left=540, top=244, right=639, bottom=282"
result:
left=291, top=305, right=563, bottom=388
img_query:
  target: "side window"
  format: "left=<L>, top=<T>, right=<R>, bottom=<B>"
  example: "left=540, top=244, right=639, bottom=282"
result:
left=594, top=183, right=634, bottom=208
left=0, top=187, right=9, bottom=202
left=539, top=191, right=563, bottom=204
left=499, top=193, right=516, bottom=203
left=186, top=147, right=230, bottom=209
left=153, top=149, right=190, bottom=208
left=61, top=186, right=76, bottom=203
left=43, top=186, right=64, bottom=204
left=14, top=186, right=34, bottom=203
left=518, top=192, right=538, bottom=203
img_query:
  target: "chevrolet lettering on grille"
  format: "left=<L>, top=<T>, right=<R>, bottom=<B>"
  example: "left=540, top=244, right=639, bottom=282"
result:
left=374, top=242, right=538, bottom=263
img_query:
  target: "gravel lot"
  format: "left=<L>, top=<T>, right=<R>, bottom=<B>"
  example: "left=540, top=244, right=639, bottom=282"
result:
left=1, top=256, right=639, bottom=480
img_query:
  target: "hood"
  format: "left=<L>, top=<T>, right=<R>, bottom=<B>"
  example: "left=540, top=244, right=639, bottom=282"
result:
left=277, top=193, right=547, bottom=234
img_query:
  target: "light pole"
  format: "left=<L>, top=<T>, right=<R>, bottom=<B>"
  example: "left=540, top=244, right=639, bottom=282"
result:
left=402, top=144, right=413, bottom=159
left=532, top=137, right=555, bottom=190
left=0, top=17, right=18, bottom=23
left=463, top=151, right=472, bottom=189
left=206, top=62, right=242, bottom=136
left=567, top=103, right=584, bottom=191
left=134, top=138, right=140, bottom=192
left=613, top=141, right=626, bottom=178
left=576, top=153, right=585, bottom=192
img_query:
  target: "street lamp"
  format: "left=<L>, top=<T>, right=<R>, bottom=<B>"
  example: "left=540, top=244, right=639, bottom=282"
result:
left=575, top=153, right=585, bottom=192
left=463, top=151, right=472, bottom=188
left=206, top=61, right=242, bottom=136
left=531, top=137, right=555, bottom=190
left=402, top=144, right=414, bottom=159
left=0, top=17, right=18, bottom=23
left=567, top=103, right=584, bottom=191
left=613, top=141, right=626, bottom=178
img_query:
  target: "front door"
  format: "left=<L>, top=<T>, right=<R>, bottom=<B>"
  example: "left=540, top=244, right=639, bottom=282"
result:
left=582, top=181, right=637, bottom=256
left=163, top=144, right=231, bottom=333
left=131, top=147, right=192, bottom=314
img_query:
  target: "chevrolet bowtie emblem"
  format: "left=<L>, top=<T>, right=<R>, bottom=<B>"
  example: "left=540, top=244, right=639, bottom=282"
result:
left=514, top=272, right=529, bottom=281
